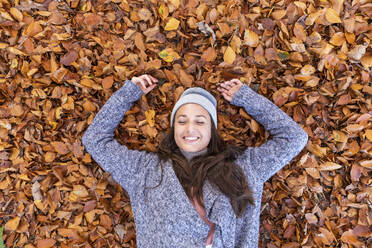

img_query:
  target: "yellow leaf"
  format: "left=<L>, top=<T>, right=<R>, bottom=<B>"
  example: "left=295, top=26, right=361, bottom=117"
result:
left=332, top=130, right=348, bottom=143
left=158, top=48, right=180, bottom=62
left=294, top=1, right=307, bottom=10
left=365, top=129, right=372, bottom=141
left=10, top=7, right=23, bottom=22
left=325, top=8, right=341, bottom=24
left=158, top=4, right=169, bottom=20
left=5, top=216, right=20, bottom=231
left=0, top=42, right=8, bottom=49
left=230, top=35, right=241, bottom=53
left=244, top=29, right=259, bottom=47
left=164, top=17, right=180, bottom=31
left=351, top=83, right=363, bottom=91
left=145, top=109, right=155, bottom=127
left=1, top=11, right=14, bottom=21
left=19, top=174, right=31, bottom=181
left=223, top=46, right=236, bottom=64
left=70, top=185, right=89, bottom=201
left=319, top=162, right=342, bottom=171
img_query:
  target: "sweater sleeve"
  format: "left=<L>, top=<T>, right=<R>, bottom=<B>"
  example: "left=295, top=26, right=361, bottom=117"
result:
left=231, top=84, right=308, bottom=184
left=81, top=80, right=155, bottom=195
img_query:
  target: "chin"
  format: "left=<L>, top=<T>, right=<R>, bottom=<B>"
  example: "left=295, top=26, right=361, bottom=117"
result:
left=181, top=145, right=205, bottom=153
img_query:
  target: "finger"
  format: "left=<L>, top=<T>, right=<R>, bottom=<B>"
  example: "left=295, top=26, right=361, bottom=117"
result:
left=139, top=79, right=147, bottom=90
left=144, top=75, right=153, bottom=86
left=230, top=79, right=242, bottom=86
left=139, top=75, right=151, bottom=87
left=218, top=87, right=232, bottom=95
left=148, top=75, right=158, bottom=83
left=220, top=81, right=234, bottom=90
left=219, top=81, right=232, bottom=90
left=222, top=92, right=232, bottom=102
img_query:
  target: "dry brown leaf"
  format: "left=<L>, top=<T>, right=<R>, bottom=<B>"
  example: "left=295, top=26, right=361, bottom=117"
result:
left=319, top=162, right=342, bottom=171
left=5, top=216, right=20, bottom=231
left=51, top=141, right=69, bottom=155
left=36, top=239, right=56, bottom=248
left=201, top=47, right=217, bottom=62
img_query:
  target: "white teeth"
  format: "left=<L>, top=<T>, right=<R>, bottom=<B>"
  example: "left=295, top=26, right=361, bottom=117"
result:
left=184, top=137, right=198, bottom=141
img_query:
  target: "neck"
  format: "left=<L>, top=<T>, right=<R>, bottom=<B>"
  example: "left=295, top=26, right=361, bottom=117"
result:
left=180, top=148, right=208, bottom=161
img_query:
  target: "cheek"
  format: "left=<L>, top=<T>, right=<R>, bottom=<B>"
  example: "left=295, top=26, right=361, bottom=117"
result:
left=202, top=127, right=211, bottom=142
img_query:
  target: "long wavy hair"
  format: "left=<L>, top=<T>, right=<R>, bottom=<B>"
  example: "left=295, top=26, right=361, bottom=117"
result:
left=156, top=122, right=254, bottom=218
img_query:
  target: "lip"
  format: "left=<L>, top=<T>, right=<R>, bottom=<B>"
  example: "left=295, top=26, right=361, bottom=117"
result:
left=183, top=136, right=200, bottom=143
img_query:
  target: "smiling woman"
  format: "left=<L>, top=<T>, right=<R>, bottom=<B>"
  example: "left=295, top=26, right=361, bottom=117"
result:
left=174, top=103, right=212, bottom=153
left=82, top=74, right=308, bottom=247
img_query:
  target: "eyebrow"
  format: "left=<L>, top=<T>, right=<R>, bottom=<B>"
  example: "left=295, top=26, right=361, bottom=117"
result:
left=177, top=114, right=207, bottom=119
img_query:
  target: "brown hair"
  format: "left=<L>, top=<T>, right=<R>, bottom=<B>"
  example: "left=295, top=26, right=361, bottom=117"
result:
left=156, top=122, right=254, bottom=218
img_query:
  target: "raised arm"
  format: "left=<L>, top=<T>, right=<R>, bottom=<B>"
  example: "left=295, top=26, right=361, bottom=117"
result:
left=82, top=75, right=158, bottom=196
left=218, top=79, right=308, bottom=184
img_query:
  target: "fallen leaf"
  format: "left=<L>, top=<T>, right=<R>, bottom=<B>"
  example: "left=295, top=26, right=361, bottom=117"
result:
left=36, top=239, right=56, bottom=248
left=223, top=46, right=236, bottom=64
left=319, top=162, right=342, bottom=171
left=244, top=29, right=259, bottom=47
left=5, top=216, right=20, bottom=231
left=164, top=17, right=180, bottom=31
left=325, top=8, right=341, bottom=24
left=51, top=141, right=69, bottom=155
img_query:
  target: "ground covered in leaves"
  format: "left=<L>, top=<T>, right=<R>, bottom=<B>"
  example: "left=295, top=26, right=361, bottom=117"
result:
left=0, top=0, right=371, bottom=247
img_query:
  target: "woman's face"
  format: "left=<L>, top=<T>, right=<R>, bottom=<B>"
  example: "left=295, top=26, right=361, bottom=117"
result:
left=174, top=103, right=212, bottom=152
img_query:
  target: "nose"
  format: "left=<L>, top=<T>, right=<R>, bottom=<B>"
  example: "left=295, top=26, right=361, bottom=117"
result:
left=185, top=122, right=195, bottom=133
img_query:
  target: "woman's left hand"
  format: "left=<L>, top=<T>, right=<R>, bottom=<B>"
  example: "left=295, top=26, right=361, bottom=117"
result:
left=217, top=79, right=243, bottom=103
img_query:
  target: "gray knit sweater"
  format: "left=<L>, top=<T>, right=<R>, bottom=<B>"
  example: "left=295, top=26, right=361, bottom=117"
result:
left=82, top=80, right=308, bottom=248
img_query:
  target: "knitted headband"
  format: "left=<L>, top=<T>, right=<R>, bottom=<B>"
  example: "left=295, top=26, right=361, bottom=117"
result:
left=170, top=87, right=217, bottom=127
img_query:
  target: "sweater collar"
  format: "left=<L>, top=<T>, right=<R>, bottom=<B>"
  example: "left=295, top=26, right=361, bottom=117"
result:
left=180, top=148, right=208, bottom=161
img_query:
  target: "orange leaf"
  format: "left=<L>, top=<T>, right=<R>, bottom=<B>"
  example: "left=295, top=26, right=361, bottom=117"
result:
left=51, top=141, right=69, bottom=155
left=365, top=129, right=372, bottom=141
left=5, top=216, right=20, bottom=231
left=36, top=239, right=56, bottom=248
left=25, top=21, right=43, bottom=37
left=201, top=47, right=216, bottom=62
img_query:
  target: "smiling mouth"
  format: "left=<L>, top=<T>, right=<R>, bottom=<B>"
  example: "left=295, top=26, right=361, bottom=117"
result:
left=183, top=136, right=200, bottom=142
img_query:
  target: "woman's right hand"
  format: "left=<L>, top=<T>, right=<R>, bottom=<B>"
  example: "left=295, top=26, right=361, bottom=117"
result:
left=217, top=79, right=243, bottom=103
left=131, top=74, right=158, bottom=95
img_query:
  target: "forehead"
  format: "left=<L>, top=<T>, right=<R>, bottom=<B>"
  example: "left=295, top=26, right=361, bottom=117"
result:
left=175, top=103, right=209, bottom=118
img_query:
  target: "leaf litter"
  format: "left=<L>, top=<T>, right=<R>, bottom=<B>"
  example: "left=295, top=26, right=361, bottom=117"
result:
left=0, top=0, right=371, bottom=247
